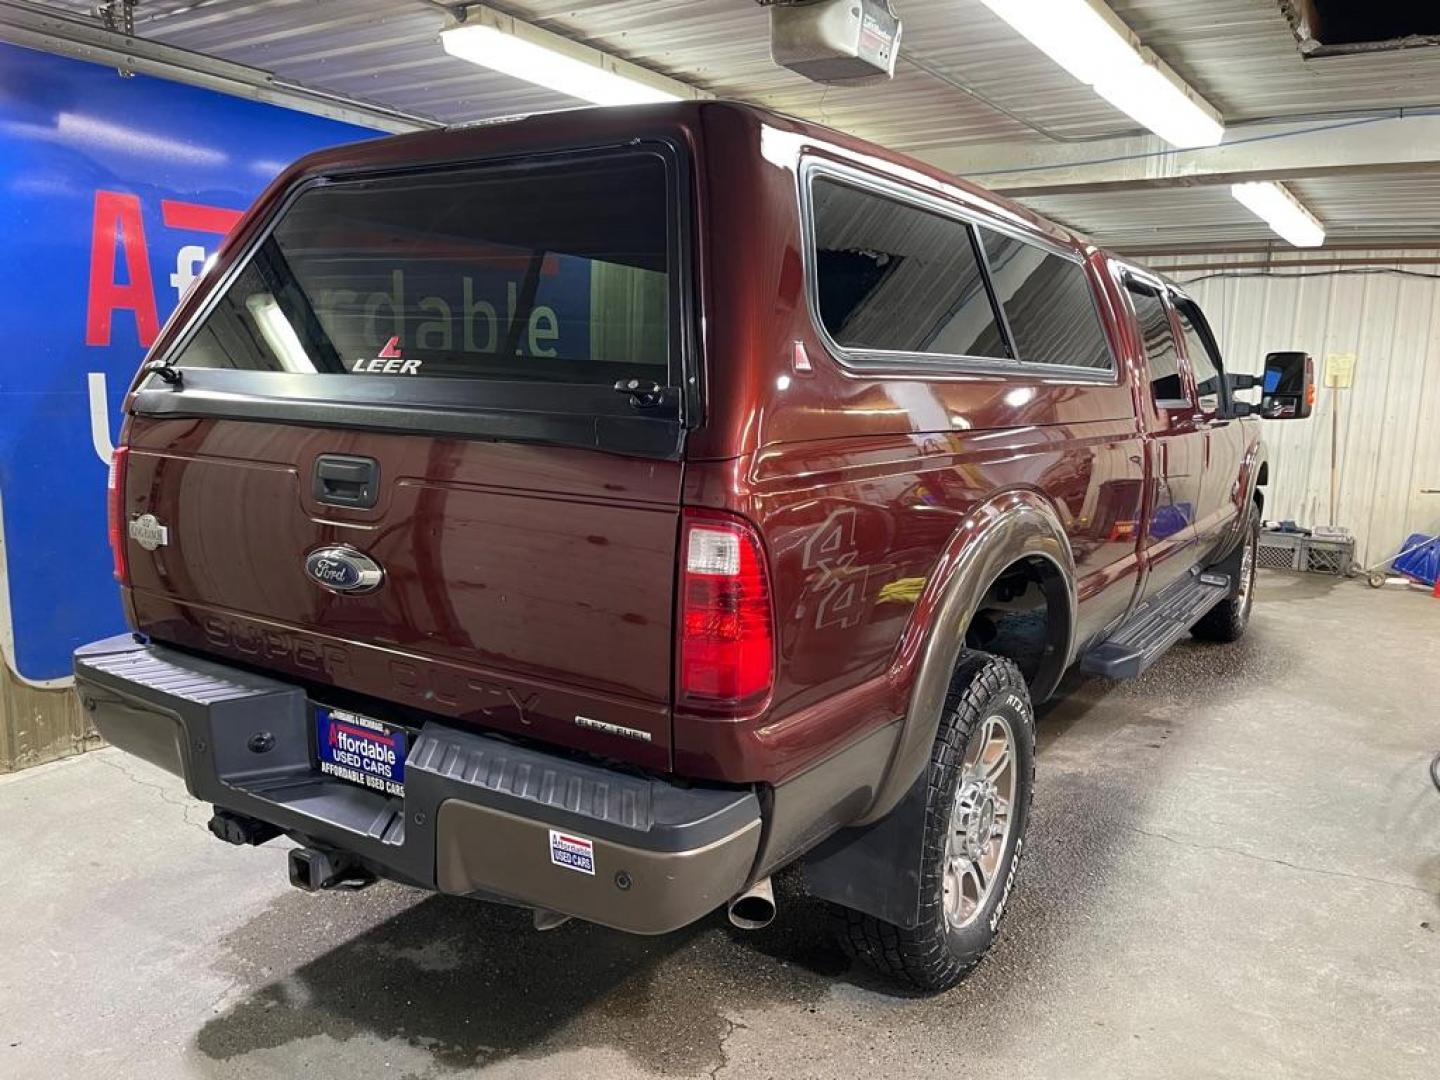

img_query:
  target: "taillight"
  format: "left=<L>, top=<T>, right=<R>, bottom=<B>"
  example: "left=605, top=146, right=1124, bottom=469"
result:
left=107, top=446, right=130, bottom=584
left=678, top=510, right=775, bottom=709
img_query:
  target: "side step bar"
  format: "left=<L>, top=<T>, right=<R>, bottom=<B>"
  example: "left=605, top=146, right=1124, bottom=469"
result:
left=1081, top=572, right=1232, bottom=679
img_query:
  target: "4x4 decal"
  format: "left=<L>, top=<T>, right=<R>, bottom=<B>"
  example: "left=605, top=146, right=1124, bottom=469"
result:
left=802, top=509, right=870, bottom=631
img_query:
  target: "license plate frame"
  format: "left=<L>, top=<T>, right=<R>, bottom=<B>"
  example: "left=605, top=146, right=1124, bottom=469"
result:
left=313, top=705, right=409, bottom=798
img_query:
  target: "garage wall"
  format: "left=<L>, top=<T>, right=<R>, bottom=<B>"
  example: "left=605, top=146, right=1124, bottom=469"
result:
left=0, top=670, right=97, bottom=773
left=1150, top=251, right=1440, bottom=567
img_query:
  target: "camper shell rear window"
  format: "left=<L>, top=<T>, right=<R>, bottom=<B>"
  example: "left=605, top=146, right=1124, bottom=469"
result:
left=165, top=149, right=678, bottom=392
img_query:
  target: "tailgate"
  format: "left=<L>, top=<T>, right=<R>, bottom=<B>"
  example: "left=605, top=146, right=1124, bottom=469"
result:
left=123, top=420, right=680, bottom=769
left=119, top=143, right=690, bottom=771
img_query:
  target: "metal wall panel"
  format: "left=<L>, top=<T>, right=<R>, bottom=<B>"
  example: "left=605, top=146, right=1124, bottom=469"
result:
left=1152, top=252, right=1440, bottom=567
left=0, top=669, right=96, bottom=773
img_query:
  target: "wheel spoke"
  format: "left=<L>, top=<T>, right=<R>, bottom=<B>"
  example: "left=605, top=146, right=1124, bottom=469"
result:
left=943, top=861, right=961, bottom=919
left=966, top=721, right=998, bottom=781
left=983, top=743, right=1012, bottom=781
left=966, top=860, right=985, bottom=899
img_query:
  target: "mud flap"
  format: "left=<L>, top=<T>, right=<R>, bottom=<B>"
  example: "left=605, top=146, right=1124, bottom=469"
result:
left=799, top=768, right=930, bottom=928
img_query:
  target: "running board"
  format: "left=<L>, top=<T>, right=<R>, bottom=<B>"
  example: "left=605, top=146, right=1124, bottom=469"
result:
left=1080, top=572, right=1232, bottom=679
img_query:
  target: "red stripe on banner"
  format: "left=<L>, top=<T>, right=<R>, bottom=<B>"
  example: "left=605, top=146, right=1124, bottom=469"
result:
left=160, top=199, right=244, bottom=236
left=331, top=721, right=394, bottom=746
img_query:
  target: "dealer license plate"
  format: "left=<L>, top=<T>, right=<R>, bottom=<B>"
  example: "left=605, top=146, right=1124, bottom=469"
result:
left=314, top=706, right=408, bottom=798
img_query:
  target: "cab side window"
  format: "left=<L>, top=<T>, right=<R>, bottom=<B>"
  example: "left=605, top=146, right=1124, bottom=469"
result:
left=1174, top=302, right=1224, bottom=414
left=1126, top=284, right=1186, bottom=405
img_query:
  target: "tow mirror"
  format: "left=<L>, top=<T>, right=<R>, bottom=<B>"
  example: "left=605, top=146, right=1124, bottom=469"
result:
left=1225, top=372, right=1257, bottom=416
left=1258, top=351, right=1315, bottom=420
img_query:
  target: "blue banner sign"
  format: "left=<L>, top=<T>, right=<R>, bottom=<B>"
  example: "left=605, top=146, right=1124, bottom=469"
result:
left=0, top=43, right=379, bottom=682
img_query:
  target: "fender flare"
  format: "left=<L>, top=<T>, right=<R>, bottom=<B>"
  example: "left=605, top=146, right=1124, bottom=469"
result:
left=1221, top=438, right=1270, bottom=558
left=800, top=491, right=1074, bottom=927
left=859, top=489, right=1076, bottom=827
left=1243, top=441, right=1270, bottom=511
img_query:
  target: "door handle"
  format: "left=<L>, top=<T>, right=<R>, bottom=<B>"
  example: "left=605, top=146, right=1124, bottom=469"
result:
left=313, top=454, right=380, bottom=509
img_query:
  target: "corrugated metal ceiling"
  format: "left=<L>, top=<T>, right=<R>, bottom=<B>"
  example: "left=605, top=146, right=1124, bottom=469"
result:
left=35, top=0, right=1440, bottom=142
left=1028, top=172, right=1440, bottom=248
left=1110, top=0, right=1440, bottom=120
left=16, top=0, right=1440, bottom=248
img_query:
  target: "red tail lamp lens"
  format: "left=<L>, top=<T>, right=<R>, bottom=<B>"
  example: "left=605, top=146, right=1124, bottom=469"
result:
left=107, top=446, right=129, bottom=584
left=678, top=512, right=774, bottom=707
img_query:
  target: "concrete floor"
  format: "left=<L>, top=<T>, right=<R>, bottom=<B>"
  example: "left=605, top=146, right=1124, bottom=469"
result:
left=3, top=573, right=1438, bottom=1079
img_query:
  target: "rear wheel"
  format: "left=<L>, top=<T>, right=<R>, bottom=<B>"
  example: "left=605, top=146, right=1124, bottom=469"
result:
left=1192, top=508, right=1259, bottom=643
left=833, top=653, right=1035, bottom=993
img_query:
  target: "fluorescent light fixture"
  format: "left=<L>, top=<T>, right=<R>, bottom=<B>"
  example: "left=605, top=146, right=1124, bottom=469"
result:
left=1092, top=64, right=1225, bottom=150
left=976, top=0, right=1224, bottom=148
left=245, top=294, right=315, bottom=373
left=1230, top=182, right=1326, bottom=248
left=440, top=11, right=686, bottom=107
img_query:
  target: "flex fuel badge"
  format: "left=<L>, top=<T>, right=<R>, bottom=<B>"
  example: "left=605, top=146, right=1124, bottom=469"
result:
left=128, top=514, right=169, bottom=551
left=549, top=830, right=595, bottom=875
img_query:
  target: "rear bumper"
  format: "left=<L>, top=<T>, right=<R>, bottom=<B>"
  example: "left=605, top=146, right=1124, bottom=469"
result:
left=73, top=634, right=761, bottom=934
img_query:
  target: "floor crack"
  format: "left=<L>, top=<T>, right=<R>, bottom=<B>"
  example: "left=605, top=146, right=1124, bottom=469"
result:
left=92, top=752, right=211, bottom=834
left=1128, top=824, right=1431, bottom=895
left=708, top=1016, right=748, bottom=1080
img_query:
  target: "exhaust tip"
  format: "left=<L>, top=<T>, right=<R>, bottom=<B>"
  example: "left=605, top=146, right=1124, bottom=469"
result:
left=727, top=877, right=776, bottom=931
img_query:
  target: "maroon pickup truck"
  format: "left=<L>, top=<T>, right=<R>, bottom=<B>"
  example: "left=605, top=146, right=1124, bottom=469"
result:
left=75, top=102, right=1312, bottom=992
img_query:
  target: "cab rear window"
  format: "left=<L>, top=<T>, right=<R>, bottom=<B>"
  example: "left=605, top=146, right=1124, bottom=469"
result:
left=169, top=152, right=673, bottom=388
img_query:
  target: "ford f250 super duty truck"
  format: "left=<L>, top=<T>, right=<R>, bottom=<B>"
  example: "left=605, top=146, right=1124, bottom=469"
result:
left=74, top=102, right=1313, bottom=991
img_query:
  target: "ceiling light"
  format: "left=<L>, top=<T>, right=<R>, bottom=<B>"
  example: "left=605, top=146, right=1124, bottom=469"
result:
left=1092, top=64, right=1224, bottom=150
left=1230, top=182, right=1326, bottom=247
left=440, top=11, right=685, bottom=107
left=976, top=0, right=1224, bottom=148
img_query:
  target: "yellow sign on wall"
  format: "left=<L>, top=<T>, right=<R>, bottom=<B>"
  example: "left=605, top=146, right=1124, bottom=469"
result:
left=1325, top=353, right=1357, bottom=390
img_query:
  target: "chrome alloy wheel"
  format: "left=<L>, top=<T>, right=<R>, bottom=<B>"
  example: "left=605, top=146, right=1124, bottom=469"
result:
left=943, top=714, right=1018, bottom=931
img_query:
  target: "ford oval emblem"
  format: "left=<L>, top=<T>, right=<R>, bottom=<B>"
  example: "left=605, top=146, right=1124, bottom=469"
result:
left=304, top=545, right=384, bottom=595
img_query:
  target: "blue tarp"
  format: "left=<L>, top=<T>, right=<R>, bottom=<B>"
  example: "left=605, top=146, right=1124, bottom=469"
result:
left=1391, top=534, right=1440, bottom=588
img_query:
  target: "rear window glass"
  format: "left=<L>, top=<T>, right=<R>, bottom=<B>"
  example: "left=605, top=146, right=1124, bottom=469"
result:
left=1175, top=303, right=1222, bottom=411
left=1127, top=285, right=1186, bottom=403
left=169, top=153, right=672, bottom=387
left=978, top=230, right=1113, bottom=371
left=810, top=176, right=1009, bottom=360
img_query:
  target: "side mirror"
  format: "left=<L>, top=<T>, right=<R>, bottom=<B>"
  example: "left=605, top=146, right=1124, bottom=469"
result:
left=1259, top=351, right=1315, bottom=420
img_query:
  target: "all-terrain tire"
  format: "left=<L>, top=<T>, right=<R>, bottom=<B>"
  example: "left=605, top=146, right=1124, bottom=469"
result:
left=1191, top=507, right=1260, bottom=643
left=833, top=652, right=1035, bottom=993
